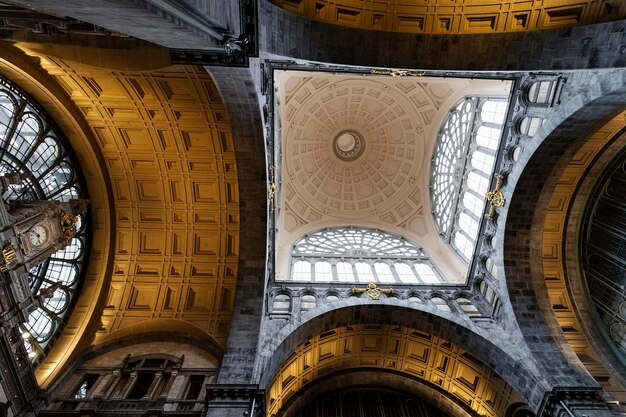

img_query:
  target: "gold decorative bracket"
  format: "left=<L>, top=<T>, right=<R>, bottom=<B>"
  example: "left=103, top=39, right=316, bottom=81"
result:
left=59, top=211, right=77, bottom=242
left=485, top=174, right=505, bottom=220
left=0, top=243, right=17, bottom=272
left=371, top=69, right=425, bottom=77
left=352, top=283, right=394, bottom=300
left=268, top=165, right=277, bottom=213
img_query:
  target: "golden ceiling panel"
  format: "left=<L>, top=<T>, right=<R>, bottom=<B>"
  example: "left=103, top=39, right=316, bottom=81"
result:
left=267, top=324, right=522, bottom=417
left=542, top=110, right=626, bottom=401
left=21, top=51, right=240, bottom=350
left=270, top=0, right=625, bottom=34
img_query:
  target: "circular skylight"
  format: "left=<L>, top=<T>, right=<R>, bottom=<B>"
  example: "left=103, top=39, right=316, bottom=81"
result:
left=333, top=130, right=364, bottom=161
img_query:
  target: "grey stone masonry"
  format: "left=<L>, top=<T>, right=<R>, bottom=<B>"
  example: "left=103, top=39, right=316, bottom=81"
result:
left=6, top=0, right=238, bottom=50
left=205, top=67, right=267, bottom=386
left=260, top=1, right=626, bottom=71
left=500, top=68, right=626, bottom=392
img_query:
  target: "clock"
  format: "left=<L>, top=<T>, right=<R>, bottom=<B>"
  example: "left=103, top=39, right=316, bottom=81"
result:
left=28, top=225, right=48, bottom=247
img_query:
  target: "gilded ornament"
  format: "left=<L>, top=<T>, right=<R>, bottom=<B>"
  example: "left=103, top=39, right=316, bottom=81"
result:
left=268, top=166, right=278, bottom=213
left=370, top=69, right=425, bottom=77
left=0, top=243, right=17, bottom=271
left=485, top=174, right=505, bottom=219
left=59, top=211, right=77, bottom=242
left=352, top=282, right=394, bottom=300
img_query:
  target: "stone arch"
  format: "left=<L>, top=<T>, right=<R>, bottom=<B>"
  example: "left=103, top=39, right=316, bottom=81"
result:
left=500, top=81, right=626, bottom=390
left=205, top=67, right=267, bottom=384
left=279, top=370, right=474, bottom=417
left=258, top=303, right=548, bottom=409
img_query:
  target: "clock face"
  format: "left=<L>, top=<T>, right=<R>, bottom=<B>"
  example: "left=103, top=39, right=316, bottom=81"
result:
left=28, top=225, right=48, bottom=247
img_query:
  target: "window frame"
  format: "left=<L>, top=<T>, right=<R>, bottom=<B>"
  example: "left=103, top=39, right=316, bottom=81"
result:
left=286, top=227, right=443, bottom=285
left=430, top=96, right=509, bottom=264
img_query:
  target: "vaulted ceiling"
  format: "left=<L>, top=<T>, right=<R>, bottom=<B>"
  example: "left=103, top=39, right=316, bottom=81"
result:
left=275, top=71, right=512, bottom=283
left=1, top=43, right=240, bottom=386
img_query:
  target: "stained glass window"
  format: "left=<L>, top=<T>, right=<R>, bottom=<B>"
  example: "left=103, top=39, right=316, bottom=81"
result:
left=0, top=75, right=89, bottom=364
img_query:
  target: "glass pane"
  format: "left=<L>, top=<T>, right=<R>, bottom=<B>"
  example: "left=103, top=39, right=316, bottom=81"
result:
left=466, top=171, right=490, bottom=195
left=273, top=294, right=291, bottom=313
left=301, top=294, right=316, bottom=311
left=470, top=150, right=495, bottom=173
left=45, top=261, right=78, bottom=286
left=394, top=263, right=417, bottom=284
left=0, top=92, right=15, bottom=129
left=42, top=287, right=68, bottom=314
left=457, top=297, right=480, bottom=316
left=27, top=137, right=59, bottom=175
left=52, top=238, right=82, bottom=260
left=414, top=263, right=440, bottom=284
left=10, top=114, right=40, bottom=159
left=336, top=262, right=354, bottom=282
left=459, top=212, right=479, bottom=237
left=454, top=232, right=474, bottom=260
left=475, top=125, right=501, bottom=149
left=41, top=162, right=73, bottom=196
left=354, top=262, right=375, bottom=283
left=374, top=263, right=394, bottom=283
left=462, top=191, right=485, bottom=215
left=480, top=100, right=507, bottom=124
left=431, top=297, right=450, bottom=312
left=314, top=261, right=333, bottom=282
left=26, top=308, right=53, bottom=341
left=292, top=261, right=311, bottom=281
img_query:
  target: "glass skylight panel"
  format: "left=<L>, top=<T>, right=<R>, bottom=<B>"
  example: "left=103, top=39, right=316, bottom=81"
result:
left=287, top=227, right=443, bottom=284
left=431, top=96, right=508, bottom=263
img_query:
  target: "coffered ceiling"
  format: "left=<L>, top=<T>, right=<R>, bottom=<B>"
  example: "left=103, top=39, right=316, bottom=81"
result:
left=275, top=71, right=512, bottom=283
left=9, top=44, right=240, bottom=385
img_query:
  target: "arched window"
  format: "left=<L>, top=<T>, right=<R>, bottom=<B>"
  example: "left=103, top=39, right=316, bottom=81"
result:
left=431, top=96, right=507, bottom=263
left=517, top=116, right=543, bottom=137
left=272, top=294, right=291, bottom=313
left=456, top=297, right=480, bottom=317
left=431, top=296, right=450, bottom=312
left=301, top=294, right=317, bottom=312
left=526, top=80, right=557, bottom=106
left=111, top=357, right=179, bottom=400
left=287, top=227, right=443, bottom=284
left=0, top=75, right=90, bottom=364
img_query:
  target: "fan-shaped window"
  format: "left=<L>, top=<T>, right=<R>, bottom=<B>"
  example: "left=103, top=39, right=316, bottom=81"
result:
left=287, top=227, right=443, bottom=284
left=0, top=76, right=90, bottom=364
left=431, top=97, right=507, bottom=263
